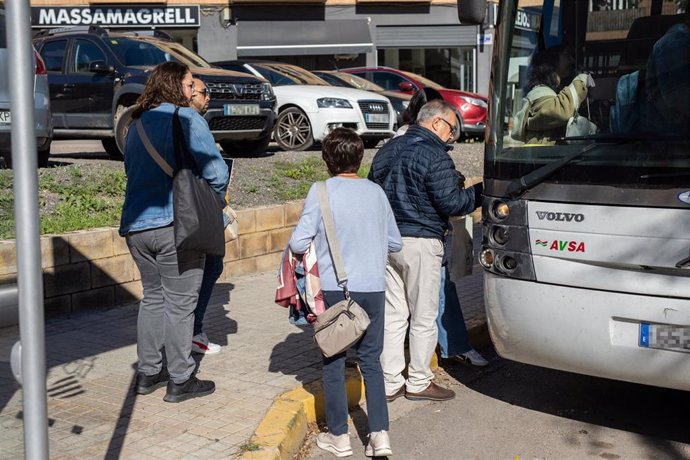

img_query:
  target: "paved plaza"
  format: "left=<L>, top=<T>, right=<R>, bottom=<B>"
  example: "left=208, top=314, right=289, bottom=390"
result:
left=0, top=265, right=485, bottom=459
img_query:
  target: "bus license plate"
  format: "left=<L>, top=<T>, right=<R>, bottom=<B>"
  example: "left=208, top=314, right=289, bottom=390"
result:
left=639, top=323, right=690, bottom=353
left=224, top=104, right=260, bottom=116
left=365, top=113, right=389, bottom=124
left=0, top=110, right=10, bottom=124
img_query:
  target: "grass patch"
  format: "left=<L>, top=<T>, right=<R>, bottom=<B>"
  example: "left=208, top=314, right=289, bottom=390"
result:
left=0, top=165, right=126, bottom=240
left=0, top=157, right=373, bottom=240
left=270, top=157, right=371, bottom=201
left=238, top=441, right=261, bottom=452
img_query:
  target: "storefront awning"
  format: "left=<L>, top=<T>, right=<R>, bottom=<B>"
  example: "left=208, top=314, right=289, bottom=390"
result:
left=237, top=20, right=373, bottom=57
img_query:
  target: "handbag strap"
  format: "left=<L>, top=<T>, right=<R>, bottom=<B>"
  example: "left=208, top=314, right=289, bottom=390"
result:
left=315, top=181, right=349, bottom=293
left=136, top=119, right=174, bottom=177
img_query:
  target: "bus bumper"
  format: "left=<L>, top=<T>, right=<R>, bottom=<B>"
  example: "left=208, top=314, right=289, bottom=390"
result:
left=485, top=273, right=690, bottom=391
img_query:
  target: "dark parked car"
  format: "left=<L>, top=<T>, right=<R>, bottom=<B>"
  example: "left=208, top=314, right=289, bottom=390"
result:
left=33, top=26, right=276, bottom=158
left=341, top=66, right=487, bottom=140
left=0, top=7, right=53, bottom=167
left=312, top=70, right=411, bottom=129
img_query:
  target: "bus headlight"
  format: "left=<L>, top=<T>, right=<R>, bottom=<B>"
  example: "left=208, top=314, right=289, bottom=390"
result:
left=479, top=248, right=495, bottom=269
left=492, top=226, right=509, bottom=245
left=492, top=201, right=510, bottom=220
left=499, top=255, right=518, bottom=271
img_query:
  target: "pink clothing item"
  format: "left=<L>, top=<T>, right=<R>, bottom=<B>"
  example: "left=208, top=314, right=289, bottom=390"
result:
left=275, top=242, right=325, bottom=322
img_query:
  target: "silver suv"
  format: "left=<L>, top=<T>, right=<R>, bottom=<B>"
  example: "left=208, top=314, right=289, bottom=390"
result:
left=0, top=7, right=53, bottom=168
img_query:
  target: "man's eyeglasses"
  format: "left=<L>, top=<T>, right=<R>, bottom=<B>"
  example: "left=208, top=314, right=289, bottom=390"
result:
left=194, top=88, right=209, bottom=97
left=437, top=117, right=457, bottom=136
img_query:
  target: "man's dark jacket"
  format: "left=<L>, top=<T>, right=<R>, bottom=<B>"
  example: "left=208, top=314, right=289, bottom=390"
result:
left=368, top=125, right=482, bottom=239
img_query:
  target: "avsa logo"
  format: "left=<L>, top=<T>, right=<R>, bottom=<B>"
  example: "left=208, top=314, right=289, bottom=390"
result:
left=536, top=211, right=584, bottom=222
left=535, top=239, right=586, bottom=253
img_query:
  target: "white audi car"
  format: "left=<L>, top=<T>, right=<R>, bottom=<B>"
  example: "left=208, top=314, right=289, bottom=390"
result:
left=213, top=60, right=395, bottom=151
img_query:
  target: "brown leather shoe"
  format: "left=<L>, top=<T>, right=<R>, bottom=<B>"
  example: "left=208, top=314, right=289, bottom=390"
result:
left=385, top=385, right=406, bottom=402
left=405, top=382, right=455, bottom=401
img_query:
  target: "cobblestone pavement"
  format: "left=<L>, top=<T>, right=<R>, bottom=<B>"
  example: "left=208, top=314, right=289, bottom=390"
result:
left=0, top=264, right=485, bottom=458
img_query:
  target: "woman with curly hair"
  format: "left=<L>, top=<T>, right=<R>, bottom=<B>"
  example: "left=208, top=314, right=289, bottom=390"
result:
left=119, top=61, right=229, bottom=403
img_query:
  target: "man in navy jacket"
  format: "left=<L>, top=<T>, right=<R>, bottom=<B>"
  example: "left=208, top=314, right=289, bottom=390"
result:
left=369, top=99, right=482, bottom=402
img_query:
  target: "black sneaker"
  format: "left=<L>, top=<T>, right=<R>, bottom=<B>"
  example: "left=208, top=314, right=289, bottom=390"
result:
left=163, top=376, right=215, bottom=403
left=135, top=368, right=169, bottom=395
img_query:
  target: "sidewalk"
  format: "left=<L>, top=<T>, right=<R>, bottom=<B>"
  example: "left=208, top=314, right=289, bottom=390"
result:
left=0, top=267, right=486, bottom=459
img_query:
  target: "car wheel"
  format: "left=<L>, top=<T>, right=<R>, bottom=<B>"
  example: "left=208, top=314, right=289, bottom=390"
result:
left=1, top=141, right=51, bottom=168
left=115, top=105, right=137, bottom=155
left=220, top=135, right=271, bottom=157
left=363, top=138, right=381, bottom=149
left=102, top=138, right=123, bottom=161
left=38, top=140, right=51, bottom=168
left=274, top=107, right=313, bottom=151
left=455, top=114, right=467, bottom=143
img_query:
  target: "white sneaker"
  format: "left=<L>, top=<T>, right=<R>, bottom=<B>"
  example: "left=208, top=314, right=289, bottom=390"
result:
left=456, top=349, right=489, bottom=367
left=192, top=332, right=221, bottom=355
left=365, top=430, right=392, bottom=457
left=316, top=432, right=352, bottom=457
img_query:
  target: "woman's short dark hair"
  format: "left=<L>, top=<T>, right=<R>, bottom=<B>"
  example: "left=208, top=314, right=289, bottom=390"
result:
left=133, top=61, right=191, bottom=118
left=402, top=87, right=444, bottom=125
left=322, top=128, right=364, bottom=176
left=527, top=47, right=562, bottom=92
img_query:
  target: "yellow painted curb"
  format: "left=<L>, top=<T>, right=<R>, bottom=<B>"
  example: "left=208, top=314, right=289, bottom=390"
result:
left=239, top=320, right=487, bottom=459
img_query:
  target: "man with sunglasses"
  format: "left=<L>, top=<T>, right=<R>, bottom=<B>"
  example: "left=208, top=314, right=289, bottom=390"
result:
left=189, top=77, right=224, bottom=355
left=191, top=78, right=210, bottom=115
left=369, top=99, right=483, bottom=403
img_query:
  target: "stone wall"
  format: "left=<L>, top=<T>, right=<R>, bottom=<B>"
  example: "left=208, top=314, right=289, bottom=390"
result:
left=0, top=200, right=305, bottom=317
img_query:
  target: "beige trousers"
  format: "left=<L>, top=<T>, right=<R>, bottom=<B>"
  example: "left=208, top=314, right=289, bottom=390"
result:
left=381, top=236, right=444, bottom=394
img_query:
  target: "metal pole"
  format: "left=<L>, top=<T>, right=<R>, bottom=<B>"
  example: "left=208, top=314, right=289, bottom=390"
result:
left=5, top=0, right=49, bottom=457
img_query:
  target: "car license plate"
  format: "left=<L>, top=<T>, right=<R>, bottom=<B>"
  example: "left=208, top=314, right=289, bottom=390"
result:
left=0, top=110, right=10, bottom=124
left=224, top=104, right=260, bottom=116
left=365, top=113, right=389, bottom=124
left=639, top=323, right=690, bottom=353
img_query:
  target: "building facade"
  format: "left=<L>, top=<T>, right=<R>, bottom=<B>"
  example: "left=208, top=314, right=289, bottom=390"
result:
left=28, top=0, right=497, bottom=95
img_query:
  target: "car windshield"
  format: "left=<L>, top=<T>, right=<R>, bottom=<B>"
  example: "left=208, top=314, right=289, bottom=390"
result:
left=254, top=63, right=328, bottom=86
left=401, top=70, right=444, bottom=90
left=109, top=37, right=210, bottom=68
left=489, top=0, right=690, bottom=189
left=333, top=72, right=384, bottom=92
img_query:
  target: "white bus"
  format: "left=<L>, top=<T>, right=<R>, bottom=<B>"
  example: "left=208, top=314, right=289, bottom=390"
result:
left=462, top=0, right=690, bottom=391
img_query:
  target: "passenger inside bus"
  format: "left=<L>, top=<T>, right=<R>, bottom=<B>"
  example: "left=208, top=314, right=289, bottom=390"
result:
left=641, top=10, right=690, bottom=135
left=510, top=46, right=596, bottom=144
left=610, top=11, right=690, bottom=135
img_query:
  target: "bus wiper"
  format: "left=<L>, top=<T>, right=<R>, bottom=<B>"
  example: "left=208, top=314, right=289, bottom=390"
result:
left=640, top=172, right=690, bottom=179
left=505, top=143, right=601, bottom=197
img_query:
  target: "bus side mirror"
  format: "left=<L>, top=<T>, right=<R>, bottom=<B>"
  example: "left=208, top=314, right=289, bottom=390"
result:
left=457, top=0, right=487, bottom=24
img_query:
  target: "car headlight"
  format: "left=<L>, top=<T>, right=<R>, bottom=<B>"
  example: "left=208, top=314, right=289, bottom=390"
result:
left=461, top=96, right=488, bottom=108
left=401, top=100, right=410, bottom=108
left=317, top=98, right=352, bottom=109
left=261, top=82, right=274, bottom=101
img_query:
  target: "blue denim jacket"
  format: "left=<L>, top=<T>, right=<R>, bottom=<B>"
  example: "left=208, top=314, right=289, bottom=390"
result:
left=119, top=103, right=230, bottom=236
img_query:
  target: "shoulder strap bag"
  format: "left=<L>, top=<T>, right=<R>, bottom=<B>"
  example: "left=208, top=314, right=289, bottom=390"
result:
left=135, top=108, right=226, bottom=256
left=311, top=181, right=371, bottom=358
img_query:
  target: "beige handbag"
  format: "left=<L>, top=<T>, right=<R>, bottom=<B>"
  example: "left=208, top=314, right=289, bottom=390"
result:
left=223, top=205, right=239, bottom=241
left=312, top=182, right=370, bottom=358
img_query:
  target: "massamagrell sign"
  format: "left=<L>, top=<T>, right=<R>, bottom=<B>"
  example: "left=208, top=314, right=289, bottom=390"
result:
left=31, top=5, right=201, bottom=28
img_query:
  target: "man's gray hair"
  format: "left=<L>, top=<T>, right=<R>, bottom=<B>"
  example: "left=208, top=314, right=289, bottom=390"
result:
left=416, top=99, right=455, bottom=124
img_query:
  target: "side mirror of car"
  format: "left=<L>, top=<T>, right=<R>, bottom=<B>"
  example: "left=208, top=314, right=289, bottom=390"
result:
left=399, top=81, right=415, bottom=92
left=90, top=61, right=115, bottom=74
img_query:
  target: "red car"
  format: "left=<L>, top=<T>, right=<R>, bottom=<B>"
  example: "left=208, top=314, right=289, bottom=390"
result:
left=341, top=66, right=487, bottom=140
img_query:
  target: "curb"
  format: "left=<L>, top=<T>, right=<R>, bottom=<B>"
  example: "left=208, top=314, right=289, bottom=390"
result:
left=238, top=317, right=489, bottom=460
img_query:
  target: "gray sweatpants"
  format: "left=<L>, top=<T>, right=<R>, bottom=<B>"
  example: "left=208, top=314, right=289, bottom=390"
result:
left=126, top=226, right=205, bottom=384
